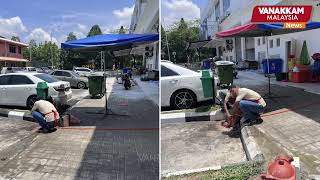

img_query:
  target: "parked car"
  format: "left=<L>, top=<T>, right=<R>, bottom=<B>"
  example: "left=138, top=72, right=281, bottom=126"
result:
left=22, top=67, right=37, bottom=72
left=0, top=73, right=72, bottom=108
left=161, top=60, right=217, bottom=109
left=73, top=67, right=93, bottom=77
left=50, top=70, right=88, bottom=89
left=36, top=67, right=52, bottom=74
left=1, top=67, right=25, bottom=74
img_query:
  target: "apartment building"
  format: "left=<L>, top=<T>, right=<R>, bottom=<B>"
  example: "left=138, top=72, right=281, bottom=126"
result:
left=0, top=37, right=29, bottom=68
left=130, top=0, right=159, bottom=71
left=200, top=0, right=320, bottom=71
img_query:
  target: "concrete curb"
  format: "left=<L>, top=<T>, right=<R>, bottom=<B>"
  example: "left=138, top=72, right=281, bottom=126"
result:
left=240, top=125, right=265, bottom=162
left=161, top=109, right=225, bottom=123
left=162, top=165, right=222, bottom=178
left=0, top=109, right=34, bottom=122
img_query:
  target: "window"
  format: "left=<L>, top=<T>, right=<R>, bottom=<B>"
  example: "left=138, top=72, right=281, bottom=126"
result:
left=18, top=47, right=22, bottom=54
left=8, top=75, right=34, bottom=85
left=0, top=76, right=10, bottom=85
left=276, top=38, right=280, bottom=47
left=161, top=65, right=179, bottom=77
left=62, top=71, right=72, bottom=77
left=269, top=40, right=273, bottom=48
left=35, top=74, right=58, bottom=83
left=257, top=38, right=261, bottom=46
left=9, top=45, right=16, bottom=53
left=53, top=71, right=64, bottom=76
left=215, top=2, right=220, bottom=20
left=262, top=37, right=266, bottom=44
left=223, top=0, right=230, bottom=12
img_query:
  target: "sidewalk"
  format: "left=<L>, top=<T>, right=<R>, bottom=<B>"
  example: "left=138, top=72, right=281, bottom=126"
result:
left=239, top=70, right=320, bottom=95
left=0, top=77, right=159, bottom=180
left=134, top=77, right=159, bottom=106
left=161, top=121, right=246, bottom=176
left=235, top=71, right=320, bottom=175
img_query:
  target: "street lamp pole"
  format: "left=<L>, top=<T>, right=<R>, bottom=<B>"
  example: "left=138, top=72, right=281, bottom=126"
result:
left=50, top=31, right=54, bottom=68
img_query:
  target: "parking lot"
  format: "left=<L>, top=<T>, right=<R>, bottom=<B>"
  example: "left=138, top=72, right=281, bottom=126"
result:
left=0, top=76, right=159, bottom=179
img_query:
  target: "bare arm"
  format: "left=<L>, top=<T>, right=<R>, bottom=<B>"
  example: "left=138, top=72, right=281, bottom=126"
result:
left=224, top=101, right=231, bottom=117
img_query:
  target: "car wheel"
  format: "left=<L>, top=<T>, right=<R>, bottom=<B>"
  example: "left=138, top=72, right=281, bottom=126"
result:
left=77, top=82, right=86, bottom=89
left=170, top=89, right=197, bottom=109
left=27, top=95, right=38, bottom=109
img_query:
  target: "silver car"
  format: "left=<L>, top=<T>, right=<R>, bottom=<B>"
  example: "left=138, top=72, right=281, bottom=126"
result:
left=50, top=70, right=88, bottom=89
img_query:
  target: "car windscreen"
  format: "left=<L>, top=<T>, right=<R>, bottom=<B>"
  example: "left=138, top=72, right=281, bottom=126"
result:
left=34, top=74, right=59, bottom=83
left=163, top=63, right=197, bottom=76
left=29, top=68, right=37, bottom=71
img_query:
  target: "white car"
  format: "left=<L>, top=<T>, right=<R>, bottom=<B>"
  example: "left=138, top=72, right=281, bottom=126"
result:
left=0, top=73, right=72, bottom=108
left=22, top=67, right=37, bottom=72
left=161, top=61, right=217, bottom=109
left=73, top=67, right=93, bottom=77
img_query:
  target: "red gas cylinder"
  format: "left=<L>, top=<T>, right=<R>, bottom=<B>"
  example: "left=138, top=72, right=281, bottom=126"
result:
left=261, top=155, right=296, bottom=180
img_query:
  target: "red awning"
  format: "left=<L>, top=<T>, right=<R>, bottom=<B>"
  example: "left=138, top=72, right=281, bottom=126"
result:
left=215, top=23, right=258, bottom=38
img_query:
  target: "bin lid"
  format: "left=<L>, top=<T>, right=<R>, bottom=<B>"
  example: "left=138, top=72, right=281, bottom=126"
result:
left=215, top=61, right=234, bottom=66
left=201, top=70, right=211, bottom=78
left=37, top=82, right=48, bottom=89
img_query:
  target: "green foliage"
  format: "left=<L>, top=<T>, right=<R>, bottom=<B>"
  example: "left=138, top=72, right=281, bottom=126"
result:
left=299, top=40, right=310, bottom=65
left=23, top=41, right=60, bottom=67
left=11, top=36, right=20, bottom=42
left=66, top=32, right=77, bottom=42
left=119, top=26, right=126, bottom=34
left=164, top=163, right=263, bottom=180
left=161, top=18, right=209, bottom=63
left=87, top=25, right=102, bottom=37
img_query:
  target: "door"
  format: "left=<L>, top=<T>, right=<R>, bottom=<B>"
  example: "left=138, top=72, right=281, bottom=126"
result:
left=62, top=71, right=76, bottom=87
left=6, top=75, right=36, bottom=106
left=161, top=65, right=180, bottom=106
left=52, top=71, right=65, bottom=81
left=0, top=75, right=10, bottom=105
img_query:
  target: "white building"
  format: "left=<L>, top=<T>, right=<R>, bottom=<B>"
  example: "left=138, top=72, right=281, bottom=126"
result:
left=130, top=0, right=159, bottom=71
left=200, top=0, right=320, bottom=72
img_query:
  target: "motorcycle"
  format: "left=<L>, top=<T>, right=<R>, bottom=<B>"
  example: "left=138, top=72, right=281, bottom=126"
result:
left=123, top=73, right=131, bottom=90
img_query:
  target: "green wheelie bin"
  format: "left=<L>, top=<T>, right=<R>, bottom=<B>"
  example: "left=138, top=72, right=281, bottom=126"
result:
left=200, top=70, right=213, bottom=98
left=215, top=61, right=234, bottom=87
left=36, top=82, right=49, bottom=99
left=88, top=74, right=106, bottom=97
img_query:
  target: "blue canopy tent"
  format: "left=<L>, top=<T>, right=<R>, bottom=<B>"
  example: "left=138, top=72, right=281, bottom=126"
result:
left=61, top=33, right=159, bottom=114
left=215, top=22, right=320, bottom=100
left=61, top=34, right=159, bottom=51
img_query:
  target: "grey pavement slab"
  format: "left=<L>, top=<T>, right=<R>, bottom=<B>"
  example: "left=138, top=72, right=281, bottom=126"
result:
left=0, top=77, right=159, bottom=179
left=235, top=71, right=320, bottom=175
left=133, top=77, right=159, bottom=106
left=161, top=121, right=247, bottom=176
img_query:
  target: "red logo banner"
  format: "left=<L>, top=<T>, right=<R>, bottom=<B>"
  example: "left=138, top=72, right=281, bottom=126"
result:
left=251, top=6, right=312, bottom=23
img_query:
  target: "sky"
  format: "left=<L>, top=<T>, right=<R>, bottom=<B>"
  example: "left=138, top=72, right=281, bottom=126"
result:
left=161, top=0, right=206, bottom=28
left=0, top=0, right=135, bottom=45
left=0, top=0, right=206, bottom=45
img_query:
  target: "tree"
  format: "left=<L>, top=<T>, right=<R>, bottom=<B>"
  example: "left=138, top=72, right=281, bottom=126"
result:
left=87, top=25, right=102, bottom=37
left=119, top=26, right=126, bottom=34
left=11, top=36, right=20, bottom=42
left=66, top=32, right=77, bottom=42
left=178, top=18, right=188, bottom=30
left=161, top=19, right=201, bottom=63
left=299, top=40, right=310, bottom=65
left=23, top=41, right=60, bottom=67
